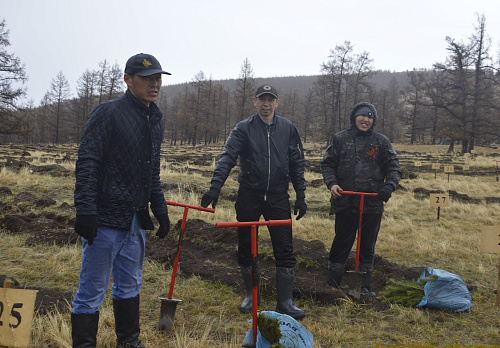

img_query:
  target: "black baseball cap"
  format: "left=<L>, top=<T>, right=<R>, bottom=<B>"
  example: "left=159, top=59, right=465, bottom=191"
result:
left=124, top=53, right=171, bottom=76
left=255, top=84, right=278, bottom=98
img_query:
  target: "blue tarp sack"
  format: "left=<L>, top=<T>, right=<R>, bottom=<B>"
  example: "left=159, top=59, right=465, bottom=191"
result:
left=243, top=311, right=313, bottom=348
left=416, top=267, right=472, bottom=312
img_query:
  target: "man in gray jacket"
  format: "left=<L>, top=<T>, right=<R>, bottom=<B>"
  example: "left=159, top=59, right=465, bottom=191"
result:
left=321, top=102, right=401, bottom=297
left=201, top=84, right=307, bottom=319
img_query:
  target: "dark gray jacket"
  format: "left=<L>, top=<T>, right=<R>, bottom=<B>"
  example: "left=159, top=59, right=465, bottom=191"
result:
left=210, top=113, right=306, bottom=199
left=74, top=89, right=168, bottom=230
left=321, top=102, right=401, bottom=214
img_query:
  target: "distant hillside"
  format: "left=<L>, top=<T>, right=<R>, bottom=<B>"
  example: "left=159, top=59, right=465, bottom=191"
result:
left=161, top=70, right=410, bottom=98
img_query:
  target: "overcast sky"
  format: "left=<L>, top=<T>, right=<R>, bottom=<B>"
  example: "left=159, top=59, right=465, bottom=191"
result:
left=3, top=0, right=500, bottom=104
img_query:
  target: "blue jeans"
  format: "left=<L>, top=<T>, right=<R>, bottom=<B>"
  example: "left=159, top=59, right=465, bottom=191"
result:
left=72, top=214, right=145, bottom=314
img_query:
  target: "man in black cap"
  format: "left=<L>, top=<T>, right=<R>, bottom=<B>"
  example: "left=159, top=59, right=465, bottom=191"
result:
left=71, top=53, right=171, bottom=348
left=321, top=102, right=401, bottom=297
left=200, top=84, right=308, bottom=320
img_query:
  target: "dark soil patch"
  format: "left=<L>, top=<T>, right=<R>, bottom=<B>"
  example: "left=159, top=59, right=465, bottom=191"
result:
left=0, top=275, right=73, bottom=315
left=3, top=215, right=425, bottom=315
left=6, top=182, right=492, bottom=315
left=413, top=188, right=500, bottom=204
left=145, top=218, right=425, bottom=311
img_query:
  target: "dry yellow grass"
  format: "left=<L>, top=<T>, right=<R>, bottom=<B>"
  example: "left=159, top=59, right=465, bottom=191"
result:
left=1, top=143, right=500, bottom=347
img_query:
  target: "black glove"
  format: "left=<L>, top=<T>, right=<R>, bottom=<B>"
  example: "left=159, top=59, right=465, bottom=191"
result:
left=294, top=197, right=307, bottom=220
left=74, top=215, right=98, bottom=245
left=377, top=186, right=393, bottom=203
left=329, top=197, right=335, bottom=216
left=155, top=214, right=170, bottom=239
left=201, top=187, right=220, bottom=208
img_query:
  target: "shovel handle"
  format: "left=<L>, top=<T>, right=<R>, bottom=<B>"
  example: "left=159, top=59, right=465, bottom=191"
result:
left=216, top=219, right=291, bottom=228
left=217, top=219, right=291, bottom=344
left=339, top=191, right=378, bottom=197
left=166, top=200, right=215, bottom=213
left=338, top=191, right=377, bottom=271
left=166, top=201, right=215, bottom=299
left=251, top=225, right=258, bottom=344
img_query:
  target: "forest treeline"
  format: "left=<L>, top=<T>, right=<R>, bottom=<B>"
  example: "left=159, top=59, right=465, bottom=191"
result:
left=1, top=14, right=500, bottom=152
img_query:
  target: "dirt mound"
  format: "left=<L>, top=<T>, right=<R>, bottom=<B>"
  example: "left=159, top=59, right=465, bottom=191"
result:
left=0, top=275, right=73, bottom=315
left=145, top=219, right=425, bottom=308
left=3, top=214, right=426, bottom=314
left=413, top=187, right=500, bottom=204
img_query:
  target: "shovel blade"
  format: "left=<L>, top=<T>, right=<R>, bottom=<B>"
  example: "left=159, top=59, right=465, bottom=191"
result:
left=345, top=271, right=366, bottom=300
left=158, top=297, right=182, bottom=333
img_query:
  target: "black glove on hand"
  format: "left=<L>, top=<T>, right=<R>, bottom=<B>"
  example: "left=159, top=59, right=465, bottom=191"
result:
left=294, top=197, right=307, bottom=220
left=74, top=215, right=98, bottom=245
left=201, top=187, right=220, bottom=208
left=329, top=197, right=335, bottom=216
left=155, top=214, right=170, bottom=239
left=377, top=186, right=393, bottom=203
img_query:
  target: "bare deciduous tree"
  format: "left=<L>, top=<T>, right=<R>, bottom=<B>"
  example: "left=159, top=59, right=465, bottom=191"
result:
left=404, top=70, right=427, bottom=144
left=419, top=14, right=499, bottom=152
left=318, top=41, right=374, bottom=142
left=75, top=69, right=98, bottom=136
left=234, top=58, right=256, bottom=122
left=0, top=19, right=30, bottom=137
left=47, top=71, right=72, bottom=144
left=107, top=62, right=124, bottom=99
left=96, top=59, right=109, bottom=104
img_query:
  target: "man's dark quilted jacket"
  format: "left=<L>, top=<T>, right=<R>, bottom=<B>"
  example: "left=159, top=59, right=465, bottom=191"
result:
left=210, top=113, right=306, bottom=199
left=321, top=103, right=401, bottom=214
left=74, top=89, right=168, bottom=231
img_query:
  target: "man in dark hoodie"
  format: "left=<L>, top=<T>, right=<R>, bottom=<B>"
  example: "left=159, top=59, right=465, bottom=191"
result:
left=321, top=102, right=401, bottom=296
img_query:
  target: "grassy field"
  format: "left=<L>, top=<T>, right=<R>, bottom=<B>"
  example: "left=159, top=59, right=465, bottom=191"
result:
left=1, top=142, right=500, bottom=347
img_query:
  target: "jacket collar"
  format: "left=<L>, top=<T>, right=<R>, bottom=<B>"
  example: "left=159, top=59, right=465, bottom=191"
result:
left=257, top=112, right=278, bottom=127
left=125, top=89, right=162, bottom=122
left=349, top=125, right=373, bottom=136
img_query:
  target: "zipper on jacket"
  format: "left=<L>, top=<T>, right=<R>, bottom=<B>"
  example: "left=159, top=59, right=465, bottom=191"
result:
left=297, top=143, right=302, bottom=158
left=136, top=112, right=151, bottom=211
left=265, top=127, right=271, bottom=201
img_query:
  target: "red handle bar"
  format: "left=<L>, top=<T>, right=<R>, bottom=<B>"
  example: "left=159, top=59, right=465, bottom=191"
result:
left=166, top=200, right=215, bottom=213
left=216, top=219, right=291, bottom=228
left=216, top=218, right=291, bottom=344
left=337, top=190, right=377, bottom=271
left=340, top=191, right=378, bottom=197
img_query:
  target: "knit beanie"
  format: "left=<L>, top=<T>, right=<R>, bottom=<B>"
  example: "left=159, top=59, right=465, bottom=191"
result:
left=349, top=102, right=377, bottom=128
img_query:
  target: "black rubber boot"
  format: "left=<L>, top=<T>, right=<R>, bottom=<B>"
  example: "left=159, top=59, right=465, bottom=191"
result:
left=327, top=261, right=345, bottom=288
left=239, top=264, right=260, bottom=314
left=359, top=263, right=376, bottom=297
left=113, top=295, right=146, bottom=348
left=275, top=267, right=305, bottom=320
left=71, top=312, right=99, bottom=348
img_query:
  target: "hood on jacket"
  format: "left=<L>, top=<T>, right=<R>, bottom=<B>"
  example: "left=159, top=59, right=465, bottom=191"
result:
left=349, top=102, right=377, bottom=129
